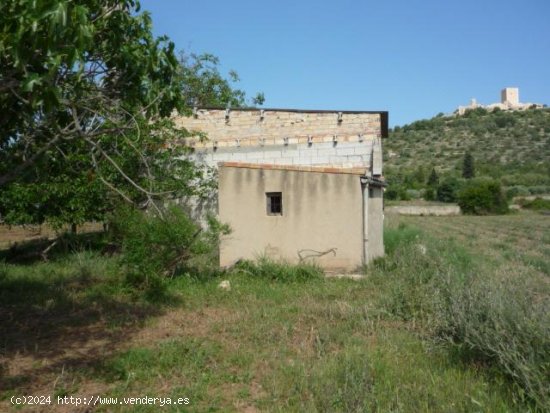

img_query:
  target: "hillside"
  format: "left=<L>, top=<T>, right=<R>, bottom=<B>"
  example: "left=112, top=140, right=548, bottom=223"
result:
left=384, top=107, right=550, bottom=199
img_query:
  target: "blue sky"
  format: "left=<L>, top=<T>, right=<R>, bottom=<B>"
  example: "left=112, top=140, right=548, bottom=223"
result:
left=141, top=0, right=550, bottom=126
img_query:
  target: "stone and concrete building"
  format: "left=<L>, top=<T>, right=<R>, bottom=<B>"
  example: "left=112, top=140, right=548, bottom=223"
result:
left=457, top=87, right=543, bottom=115
left=175, top=107, right=388, bottom=271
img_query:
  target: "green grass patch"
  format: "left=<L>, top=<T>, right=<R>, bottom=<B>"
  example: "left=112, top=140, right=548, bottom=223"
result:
left=231, top=257, right=324, bottom=282
left=2, top=214, right=548, bottom=412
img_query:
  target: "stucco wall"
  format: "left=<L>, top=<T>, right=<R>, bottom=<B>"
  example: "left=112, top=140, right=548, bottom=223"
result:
left=367, top=187, right=385, bottom=260
left=218, top=166, right=365, bottom=271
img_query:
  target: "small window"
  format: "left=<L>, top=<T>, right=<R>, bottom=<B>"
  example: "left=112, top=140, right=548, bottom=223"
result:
left=266, top=192, right=282, bottom=215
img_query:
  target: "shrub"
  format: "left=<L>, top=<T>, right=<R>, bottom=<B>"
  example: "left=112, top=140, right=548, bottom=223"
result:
left=457, top=178, right=508, bottom=215
left=426, top=168, right=439, bottom=187
left=436, top=177, right=461, bottom=203
left=528, top=185, right=550, bottom=195
left=424, top=187, right=435, bottom=201
left=398, top=188, right=411, bottom=201
left=110, top=205, right=229, bottom=287
left=374, top=225, right=550, bottom=409
left=463, top=107, right=488, bottom=118
left=405, top=189, right=422, bottom=200
left=383, top=222, right=421, bottom=256
left=518, top=197, right=550, bottom=211
left=506, top=185, right=531, bottom=199
left=495, top=113, right=516, bottom=128
left=384, top=187, right=399, bottom=200
left=438, top=272, right=550, bottom=409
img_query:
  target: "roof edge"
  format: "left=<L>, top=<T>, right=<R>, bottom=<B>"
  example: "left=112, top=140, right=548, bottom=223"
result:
left=219, top=162, right=367, bottom=176
left=197, top=106, right=387, bottom=115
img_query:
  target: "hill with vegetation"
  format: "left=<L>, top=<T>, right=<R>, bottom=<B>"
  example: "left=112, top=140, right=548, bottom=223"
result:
left=384, top=107, right=550, bottom=201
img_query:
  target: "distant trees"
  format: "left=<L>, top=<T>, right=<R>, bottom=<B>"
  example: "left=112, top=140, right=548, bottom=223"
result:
left=436, top=177, right=460, bottom=203
left=427, top=168, right=439, bottom=187
left=385, top=107, right=550, bottom=205
left=462, top=152, right=475, bottom=179
left=424, top=168, right=439, bottom=201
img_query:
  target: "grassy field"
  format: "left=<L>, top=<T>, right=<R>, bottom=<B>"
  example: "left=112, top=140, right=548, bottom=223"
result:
left=0, top=211, right=548, bottom=412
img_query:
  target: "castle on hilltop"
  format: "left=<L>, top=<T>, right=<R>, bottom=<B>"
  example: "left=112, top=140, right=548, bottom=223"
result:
left=457, top=88, right=544, bottom=115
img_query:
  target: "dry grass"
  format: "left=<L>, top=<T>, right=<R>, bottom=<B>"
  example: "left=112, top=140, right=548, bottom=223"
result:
left=391, top=211, right=550, bottom=279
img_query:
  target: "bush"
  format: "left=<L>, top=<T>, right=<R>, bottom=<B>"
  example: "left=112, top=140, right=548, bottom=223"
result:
left=436, top=177, right=461, bottom=203
left=405, top=189, right=422, bottom=200
left=232, top=257, right=323, bottom=282
left=424, top=187, right=435, bottom=201
left=495, top=113, right=516, bottom=128
left=502, top=173, right=550, bottom=187
left=384, top=187, right=399, bottom=200
left=373, top=225, right=550, bottom=409
left=457, top=178, right=508, bottom=215
left=398, top=188, right=411, bottom=201
left=506, top=185, right=531, bottom=199
left=382, top=222, right=421, bottom=256
left=439, top=272, right=550, bottom=409
left=518, top=197, right=550, bottom=211
left=528, top=185, right=550, bottom=195
left=110, top=206, right=229, bottom=288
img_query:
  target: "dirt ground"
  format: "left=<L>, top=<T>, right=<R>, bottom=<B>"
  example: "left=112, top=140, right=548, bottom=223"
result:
left=0, top=223, right=104, bottom=250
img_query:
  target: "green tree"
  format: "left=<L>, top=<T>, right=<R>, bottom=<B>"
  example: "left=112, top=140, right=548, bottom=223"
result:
left=413, top=165, right=426, bottom=187
left=0, top=1, right=249, bottom=227
left=0, top=0, right=189, bottom=226
left=180, top=52, right=264, bottom=108
left=457, top=178, right=508, bottom=215
left=437, top=177, right=461, bottom=203
left=462, top=152, right=475, bottom=179
left=427, top=168, right=439, bottom=187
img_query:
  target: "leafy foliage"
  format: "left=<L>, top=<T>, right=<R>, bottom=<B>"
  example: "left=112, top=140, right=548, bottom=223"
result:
left=436, top=177, right=461, bottom=203
left=0, top=0, right=189, bottom=225
left=111, top=205, right=230, bottom=285
left=180, top=52, right=264, bottom=108
left=462, top=152, right=475, bottom=179
left=0, top=1, right=259, bottom=227
left=427, top=167, right=439, bottom=187
left=457, top=178, right=509, bottom=215
left=517, top=197, right=550, bottom=211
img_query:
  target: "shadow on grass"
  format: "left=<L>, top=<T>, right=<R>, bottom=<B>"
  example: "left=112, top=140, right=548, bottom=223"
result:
left=0, top=238, right=180, bottom=393
left=0, top=231, right=109, bottom=265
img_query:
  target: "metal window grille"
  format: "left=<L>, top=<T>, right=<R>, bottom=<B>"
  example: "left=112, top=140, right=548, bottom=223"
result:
left=266, top=192, right=282, bottom=215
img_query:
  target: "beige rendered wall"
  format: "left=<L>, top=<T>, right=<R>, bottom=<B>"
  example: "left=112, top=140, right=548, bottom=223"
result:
left=218, top=166, right=365, bottom=272
left=367, top=187, right=385, bottom=261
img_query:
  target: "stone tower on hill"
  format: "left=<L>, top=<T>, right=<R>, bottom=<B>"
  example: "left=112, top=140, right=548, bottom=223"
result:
left=457, top=87, right=543, bottom=114
left=501, top=87, right=519, bottom=106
